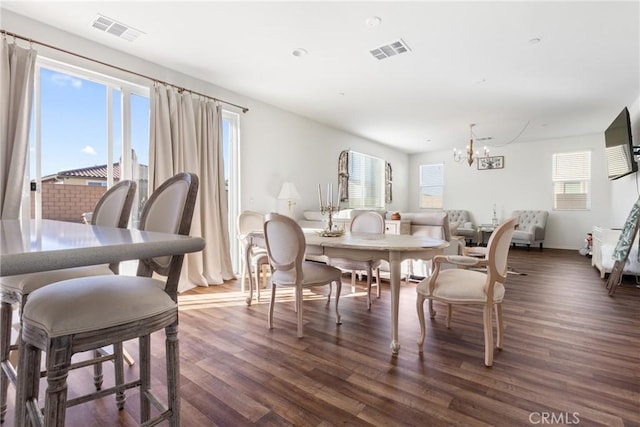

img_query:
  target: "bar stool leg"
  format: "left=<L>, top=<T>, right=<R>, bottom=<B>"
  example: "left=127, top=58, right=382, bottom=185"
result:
left=0, top=302, right=11, bottom=422
left=113, top=342, right=126, bottom=409
left=166, top=324, right=180, bottom=427
left=139, top=334, right=151, bottom=423
left=15, top=341, right=41, bottom=427
left=43, top=337, right=72, bottom=426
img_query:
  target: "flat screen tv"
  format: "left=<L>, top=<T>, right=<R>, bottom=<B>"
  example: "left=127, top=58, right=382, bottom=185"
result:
left=604, top=107, right=637, bottom=180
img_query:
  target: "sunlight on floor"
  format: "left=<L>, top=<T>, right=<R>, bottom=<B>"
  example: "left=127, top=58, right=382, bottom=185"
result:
left=177, top=287, right=368, bottom=311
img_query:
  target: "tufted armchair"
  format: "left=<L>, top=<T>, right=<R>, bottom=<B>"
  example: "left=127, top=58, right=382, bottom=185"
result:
left=511, top=210, right=549, bottom=250
left=444, top=209, right=476, bottom=244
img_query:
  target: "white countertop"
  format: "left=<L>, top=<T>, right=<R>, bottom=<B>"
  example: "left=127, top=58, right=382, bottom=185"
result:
left=0, top=219, right=206, bottom=276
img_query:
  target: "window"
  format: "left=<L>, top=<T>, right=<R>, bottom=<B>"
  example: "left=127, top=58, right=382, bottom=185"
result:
left=348, top=151, right=385, bottom=208
left=419, top=163, right=444, bottom=209
left=30, top=58, right=150, bottom=223
left=552, top=151, right=591, bottom=210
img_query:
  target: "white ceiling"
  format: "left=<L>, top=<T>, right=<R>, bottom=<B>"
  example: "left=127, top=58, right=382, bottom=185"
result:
left=2, top=1, right=639, bottom=154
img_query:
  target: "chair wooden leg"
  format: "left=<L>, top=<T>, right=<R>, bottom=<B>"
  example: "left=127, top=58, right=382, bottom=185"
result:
left=428, top=300, right=436, bottom=318
left=296, top=286, right=304, bottom=338
left=446, top=304, right=452, bottom=328
left=416, top=295, right=426, bottom=352
left=351, top=271, right=356, bottom=293
left=240, top=262, right=248, bottom=294
left=113, top=342, right=126, bottom=409
left=0, top=302, right=12, bottom=422
left=123, top=349, right=135, bottom=366
left=139, top=334, right=151, bottom=423
left=334, top=280, right=342, bottom=325
left=366, top=266, right=373, bottom=310
left=268, top=284, right=276, bottom=330
left=14, top=340, right=40, bottom=427
left=255, top=265, right=261, bottom=302
left=483, top=304, right=494, bottom=367
left=375, top=268, right=381, bottom=299
left=92, top=349, right=104, bottom=390
left=165, top=323, right=180, bottom=427
left=43, top=336, right=73, bottom=426
left=495, top=303, right=504, bottom=350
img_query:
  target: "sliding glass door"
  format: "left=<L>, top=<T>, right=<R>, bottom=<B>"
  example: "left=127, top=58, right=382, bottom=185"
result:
left=29, top=58, right=149, bottom=224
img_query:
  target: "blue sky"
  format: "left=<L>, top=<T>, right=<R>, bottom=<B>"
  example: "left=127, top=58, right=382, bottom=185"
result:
left=32, top=67, right=150, bottom=177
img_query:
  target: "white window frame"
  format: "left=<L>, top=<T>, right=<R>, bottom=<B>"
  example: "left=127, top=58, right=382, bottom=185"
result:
left=223, top=110, right=241, bottom=272
left=347, top=150, right=385, bottom=209
left=552, top=151, right=591, bottom=211
left=31, top=57, right=150, bottom=221
left=419, top=163, right=444, bottom=209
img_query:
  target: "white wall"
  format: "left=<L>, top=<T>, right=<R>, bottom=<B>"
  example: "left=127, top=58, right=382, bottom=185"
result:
left=240, top=102, right=408, bottom=217
left=2, top=10, right=409, bottom=220
left=409, top=101, right=640, bottom=250
left=3, top=9, right=637, bottom=248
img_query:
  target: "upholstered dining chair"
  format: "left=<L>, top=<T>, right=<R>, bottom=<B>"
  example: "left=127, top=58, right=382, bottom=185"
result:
left=0, top=179, right=136, bottom=423
left=14, top=172, right=199, bottom=427
left=237, top=210, right=270, bottom=303
left=416, top=217, right=517, bottom=366
left=263, top=213, right=343, bottom=338
left=327, top=211, right=385, bottom=310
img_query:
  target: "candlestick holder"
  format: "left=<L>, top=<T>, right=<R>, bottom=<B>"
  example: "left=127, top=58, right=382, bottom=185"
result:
left=491, top=204, right=499, bottom=227
left=319, top=202, right=343, bottom=237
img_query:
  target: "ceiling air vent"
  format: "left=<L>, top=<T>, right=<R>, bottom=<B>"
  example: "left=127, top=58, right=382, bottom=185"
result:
left=370, top=39, right=411, bottom=60
left=91, top=14, right=144, bottom=42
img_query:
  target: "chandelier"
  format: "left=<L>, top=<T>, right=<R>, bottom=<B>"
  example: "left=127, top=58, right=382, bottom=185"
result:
left=453, top=123, right=489, bottom=166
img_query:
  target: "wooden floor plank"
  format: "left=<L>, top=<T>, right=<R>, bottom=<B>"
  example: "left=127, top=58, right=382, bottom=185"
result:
left=3, top=249, right=639, bottom=426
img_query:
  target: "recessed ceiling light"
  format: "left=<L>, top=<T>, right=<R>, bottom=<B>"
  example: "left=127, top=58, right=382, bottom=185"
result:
left=475, top=78, right=487, bottom=84
left=292, top=48, right=308, bottom=57
left=529, top=37, right=541, bottom=44
left=366, top=16, right=382, bottom=27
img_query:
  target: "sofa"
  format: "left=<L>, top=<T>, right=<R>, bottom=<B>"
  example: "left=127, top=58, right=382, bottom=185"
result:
left=511, top=210, right=549, bottom=250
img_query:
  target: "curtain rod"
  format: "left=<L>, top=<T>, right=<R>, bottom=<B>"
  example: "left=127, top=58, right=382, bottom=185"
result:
left=1, top=29, right=249, bottom=113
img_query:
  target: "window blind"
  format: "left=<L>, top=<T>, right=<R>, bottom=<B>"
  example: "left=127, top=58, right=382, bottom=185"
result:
left=419, top=163, right=444, bottom=209
left=552, top=151, right=591, bottom=210
left=348, top=151, right=384, bottom=208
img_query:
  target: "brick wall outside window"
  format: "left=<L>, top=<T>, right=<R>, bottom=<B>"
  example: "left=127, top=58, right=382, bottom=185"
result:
left=30, top=183, right=107, bottom=223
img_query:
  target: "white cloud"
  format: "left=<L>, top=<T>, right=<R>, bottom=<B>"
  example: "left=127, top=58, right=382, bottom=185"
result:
left=50, top=73, right=83, bottom=89
left=82, top=145, right=97, bottom=155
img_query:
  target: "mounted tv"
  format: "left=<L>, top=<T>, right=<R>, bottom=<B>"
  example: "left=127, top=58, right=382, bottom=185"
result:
left=605, top=107, right=637, bottom=180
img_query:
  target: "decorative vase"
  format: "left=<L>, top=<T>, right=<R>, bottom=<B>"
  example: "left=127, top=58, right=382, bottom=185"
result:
left=391, top=212, right=401, bottom=220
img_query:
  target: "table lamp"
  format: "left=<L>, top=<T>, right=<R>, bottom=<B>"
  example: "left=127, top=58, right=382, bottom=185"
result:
left=278, top=182, right=301, bottom=216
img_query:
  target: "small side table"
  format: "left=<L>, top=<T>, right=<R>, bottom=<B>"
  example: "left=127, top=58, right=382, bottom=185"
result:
left=476, top=225, right=496, bottom=246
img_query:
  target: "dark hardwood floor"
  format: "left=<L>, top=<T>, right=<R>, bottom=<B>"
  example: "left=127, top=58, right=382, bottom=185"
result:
left=3, top=249, right=639, bottom=426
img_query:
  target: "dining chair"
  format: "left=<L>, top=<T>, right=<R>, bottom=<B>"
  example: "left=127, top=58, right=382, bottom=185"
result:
left=237, top=210, right=269, bottom=304
left=327, top=211, right=385, bottom=310
left=263, top=213, right=343, bottom=338
left=416, top=217, right=517, bottom=366
left=0, top=179, right=136, bottom=423
left=14, top=172, right=199, bottom=427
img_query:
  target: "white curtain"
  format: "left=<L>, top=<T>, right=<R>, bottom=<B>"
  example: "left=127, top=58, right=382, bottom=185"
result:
left=149, top=84, right=234, bottom=291
left=0, top=38, right=37, bottom=219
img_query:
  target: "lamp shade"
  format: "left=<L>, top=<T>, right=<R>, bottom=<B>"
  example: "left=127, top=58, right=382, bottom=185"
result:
left=277, top=182, right=301, bottom=200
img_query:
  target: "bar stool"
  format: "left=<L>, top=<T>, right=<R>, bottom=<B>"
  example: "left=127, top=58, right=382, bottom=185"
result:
left=0, top=179, right=136, bottom=423
left=14, top=172, right=199, bottom=426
